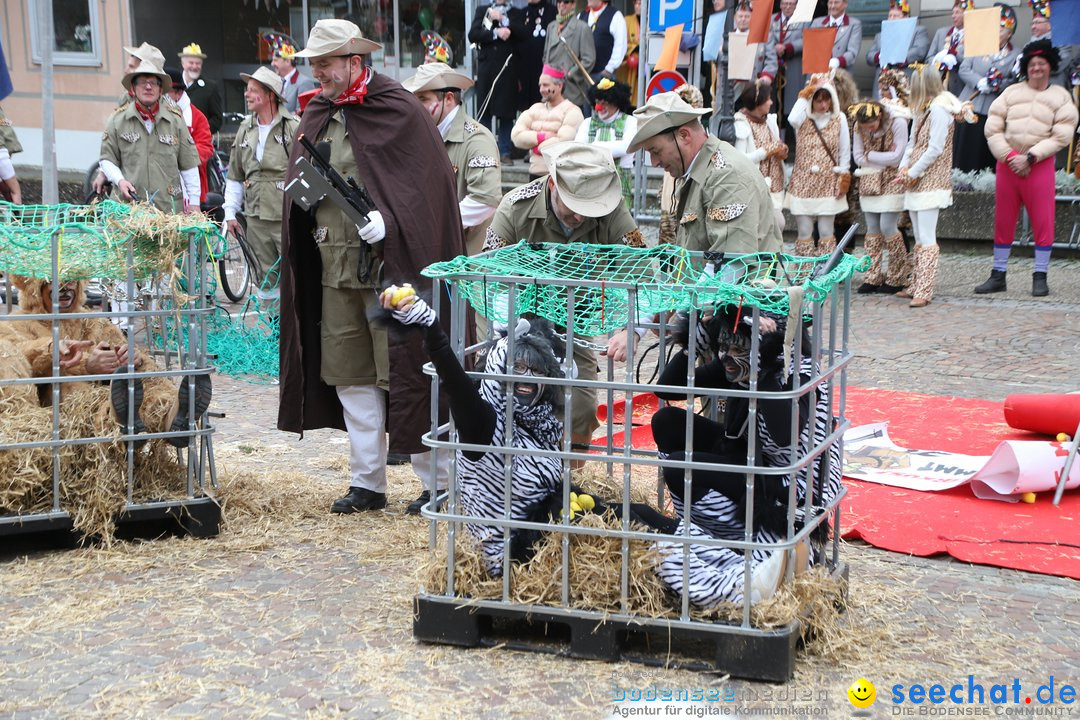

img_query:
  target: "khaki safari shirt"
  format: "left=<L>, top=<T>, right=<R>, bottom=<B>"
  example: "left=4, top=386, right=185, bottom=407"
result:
left=227, top=106, right=299, bottom=223
left=674, top=135, right=783, bottom=255
left=484, top=177, right=644, bottom=251
left=100, top=102, right=199, bottom=213
left=312, top=111, right=380, bottom=290
left=444, top=108, right=502, bottom=255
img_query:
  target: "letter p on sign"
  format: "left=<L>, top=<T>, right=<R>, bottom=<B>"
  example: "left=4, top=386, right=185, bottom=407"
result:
left=650, top=0, right=693, bottom=31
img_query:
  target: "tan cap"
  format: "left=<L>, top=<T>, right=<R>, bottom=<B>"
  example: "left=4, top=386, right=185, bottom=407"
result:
left=123, top=42, right=166, bottom=69
left=626, top=91, right=711, bottom=153
left=294, top=19, right=382, bottom=58
left=122, top=59, right=171, bottom=91
left=401, top=62, right=473, bottom=94
left=541, top=142, right=623, bottom=217
left=178, top=42, right=208, bottom=59
left=240, top=66, right=287, bottom=101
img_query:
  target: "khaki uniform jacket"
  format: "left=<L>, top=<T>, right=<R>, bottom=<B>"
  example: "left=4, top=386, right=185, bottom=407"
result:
left=100, top=102, right=199, bottom=213
left=227, top=107, right=299, bottom=223
left=444, top=109, right=503, bottom=255
left=484, top=177, right=643, bottom=251
left=0, top=106, right=22, bottom=155
left=674, top=135, right=783, bottom=255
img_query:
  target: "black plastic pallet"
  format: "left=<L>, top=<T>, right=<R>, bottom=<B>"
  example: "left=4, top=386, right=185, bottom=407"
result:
left=0, top=496, right=221, bottom=552
left=414, top=561, right=846, bottom=681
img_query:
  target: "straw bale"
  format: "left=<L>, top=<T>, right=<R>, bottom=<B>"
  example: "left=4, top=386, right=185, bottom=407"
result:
left=572, top=462, right=658, bottom=505
left=418, top=511, right=849, bottom=626
left=0, top=384, right=189, bottom=542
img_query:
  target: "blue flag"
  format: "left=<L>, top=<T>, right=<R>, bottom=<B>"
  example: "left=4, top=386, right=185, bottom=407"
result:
left=1052, top=0, right=1080, bottom=45
left=0, top=38, right=13, bottom=101
left=880, top=17, right=917, bottom=67
left=703, top=10, right=727, bottom=63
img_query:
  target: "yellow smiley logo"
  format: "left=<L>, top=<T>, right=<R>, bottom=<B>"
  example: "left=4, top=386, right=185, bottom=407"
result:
left=847, top=678, right=876, bottom=709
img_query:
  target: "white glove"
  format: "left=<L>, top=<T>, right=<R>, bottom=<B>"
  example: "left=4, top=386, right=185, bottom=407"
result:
left=828, top=58, right=840, bottom=70
left=392, top=295, right=437, bottom=327
left=976, top=77, right=989, bottom=93
left=940, top=53, right=957, bottom=70
left=356, top=210, right=386, bottom=244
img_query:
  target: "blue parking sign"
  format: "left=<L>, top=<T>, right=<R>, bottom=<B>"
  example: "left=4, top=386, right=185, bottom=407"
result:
left=649, top=0, right=693, bottom=31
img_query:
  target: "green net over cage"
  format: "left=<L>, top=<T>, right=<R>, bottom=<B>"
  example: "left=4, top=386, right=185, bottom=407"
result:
left=0, top=200, right=217, bottom=281
left=423, top=242, right=870, bottom=337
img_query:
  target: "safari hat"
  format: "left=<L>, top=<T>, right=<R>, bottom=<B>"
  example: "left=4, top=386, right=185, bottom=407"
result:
left=401, top=62, right=474, bottom=94
left=626, top=91, right=711, bottom=153
left=123, top=42, right=165, bottom=69
left=178, top=42, right=208, bottom=60
left=294, top=19, right=382, bottom=58
left=122, top=59, right=171, bottom=91
left=541, top=142, right=623, bottom=217
left=240, top=66, right=287, bottom=101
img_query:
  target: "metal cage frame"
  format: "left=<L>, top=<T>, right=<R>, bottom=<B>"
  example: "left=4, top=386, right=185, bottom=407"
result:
left=412, top=249, right=853, bottom=680
left=0, top=215, right=220, bottom=543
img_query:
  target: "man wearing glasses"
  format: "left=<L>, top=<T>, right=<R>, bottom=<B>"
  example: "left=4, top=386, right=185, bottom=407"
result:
left=98, top=59, right=200, bottom=214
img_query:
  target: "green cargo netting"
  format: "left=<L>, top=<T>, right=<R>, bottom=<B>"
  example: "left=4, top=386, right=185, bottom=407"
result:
left=152, top=301, right=279, bottom=383
left=148, top=269, right=281, bottom=383
left=423, top=242, right=870, bottom=337
left=0, top=200, right=217, bottom=281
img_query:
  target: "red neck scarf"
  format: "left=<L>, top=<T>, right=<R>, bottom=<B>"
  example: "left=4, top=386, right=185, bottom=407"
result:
left=135, top=101, right=159, bottom=124
left=332, top=67, right=372, bottom=106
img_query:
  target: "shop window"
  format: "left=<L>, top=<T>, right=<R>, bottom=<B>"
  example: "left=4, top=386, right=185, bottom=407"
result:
left=29, top=0, right=102, bottom=67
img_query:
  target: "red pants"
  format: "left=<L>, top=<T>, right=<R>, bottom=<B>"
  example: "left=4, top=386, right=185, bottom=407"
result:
left=994, top=157, right=1056, bottom=249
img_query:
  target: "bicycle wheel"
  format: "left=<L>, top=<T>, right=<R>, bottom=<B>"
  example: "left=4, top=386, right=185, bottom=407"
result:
left=218, top=217, right=253, bottom=303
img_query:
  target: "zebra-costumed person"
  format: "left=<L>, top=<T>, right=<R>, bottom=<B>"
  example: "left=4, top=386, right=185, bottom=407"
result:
left=380, top=286, right=574, bottom=576
left=645, top=305, right=843, bottom=607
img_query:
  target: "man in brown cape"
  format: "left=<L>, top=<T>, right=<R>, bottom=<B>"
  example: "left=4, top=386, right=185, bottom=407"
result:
left=279, top=19, right=465, bottom=515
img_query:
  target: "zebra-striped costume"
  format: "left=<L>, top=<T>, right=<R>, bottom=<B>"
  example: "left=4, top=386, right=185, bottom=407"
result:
left=456, top=335, right=564, bottom=576
left=391, top=297, right=567, bottom=577
left=653, top=354, right=843, bottom=608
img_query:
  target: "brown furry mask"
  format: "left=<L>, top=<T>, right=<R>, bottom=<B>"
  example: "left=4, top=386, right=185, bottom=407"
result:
left=11, top=276, right=87, bottom=314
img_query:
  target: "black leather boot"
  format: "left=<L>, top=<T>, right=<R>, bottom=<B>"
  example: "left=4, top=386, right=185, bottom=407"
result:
left=1032, top=272, right=1049, bottom=297
left=974, top=270, right=1007, bottom=294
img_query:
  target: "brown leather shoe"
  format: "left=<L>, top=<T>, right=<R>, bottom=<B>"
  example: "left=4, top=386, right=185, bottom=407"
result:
left=909, top=298, right=930, bottom=308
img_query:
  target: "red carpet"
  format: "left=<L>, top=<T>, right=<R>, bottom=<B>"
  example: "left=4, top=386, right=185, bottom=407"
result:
left=842, top=387, right=1080, bottom=579
left=599, top=388, right=1080, bottom=579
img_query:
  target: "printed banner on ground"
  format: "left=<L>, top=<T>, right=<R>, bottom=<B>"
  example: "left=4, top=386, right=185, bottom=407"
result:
left=843, top=422, right=1080, bottom=502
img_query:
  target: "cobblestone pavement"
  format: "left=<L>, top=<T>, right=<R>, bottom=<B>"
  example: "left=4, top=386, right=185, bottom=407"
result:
left=1, top=249, right=1078, bottom=719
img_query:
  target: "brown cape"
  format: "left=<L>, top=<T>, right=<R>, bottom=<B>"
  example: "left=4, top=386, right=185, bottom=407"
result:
left=277, top=71, right=466, bottom=453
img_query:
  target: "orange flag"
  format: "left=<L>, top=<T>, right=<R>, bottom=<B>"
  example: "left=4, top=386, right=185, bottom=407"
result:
left=748, top=0, right=772, bottom=44
left=654, top=23, right=684, bottom=71
left=963, top=7, right=1002, bottom=57
left=801, top=26, right=837, bottom=74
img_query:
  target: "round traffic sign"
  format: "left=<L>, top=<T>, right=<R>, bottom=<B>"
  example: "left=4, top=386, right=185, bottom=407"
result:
left=646, top=70, right=688, bottom=98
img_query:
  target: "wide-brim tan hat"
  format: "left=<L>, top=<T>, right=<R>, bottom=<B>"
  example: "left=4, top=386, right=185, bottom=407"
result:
left=294, top=19, right=382, bottom=58
left=123, top=42, right=165, bottom=70
left=626, top=91, right=711, bottom=153
left=178, top=42, right=208, bottom=59
left=122, top=59, right=171, bottom=91
left=542, top=142, right=623, bottom=218
left=240, top=66, right=287, bottom=101
left=402, top=62, right=473, bottom=94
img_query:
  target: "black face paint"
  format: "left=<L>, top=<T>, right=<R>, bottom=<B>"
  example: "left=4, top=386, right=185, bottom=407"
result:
left=721, top=345, right=751, bottom=384
left=513, top=381, right=542, bottom=407
left=511, top=359, right=545, bottom=408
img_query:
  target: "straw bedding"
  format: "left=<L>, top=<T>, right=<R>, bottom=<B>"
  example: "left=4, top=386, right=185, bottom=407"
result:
left=0, top=384, right=190, bottom=542
left=0, top=436, right=1054, bottom=717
